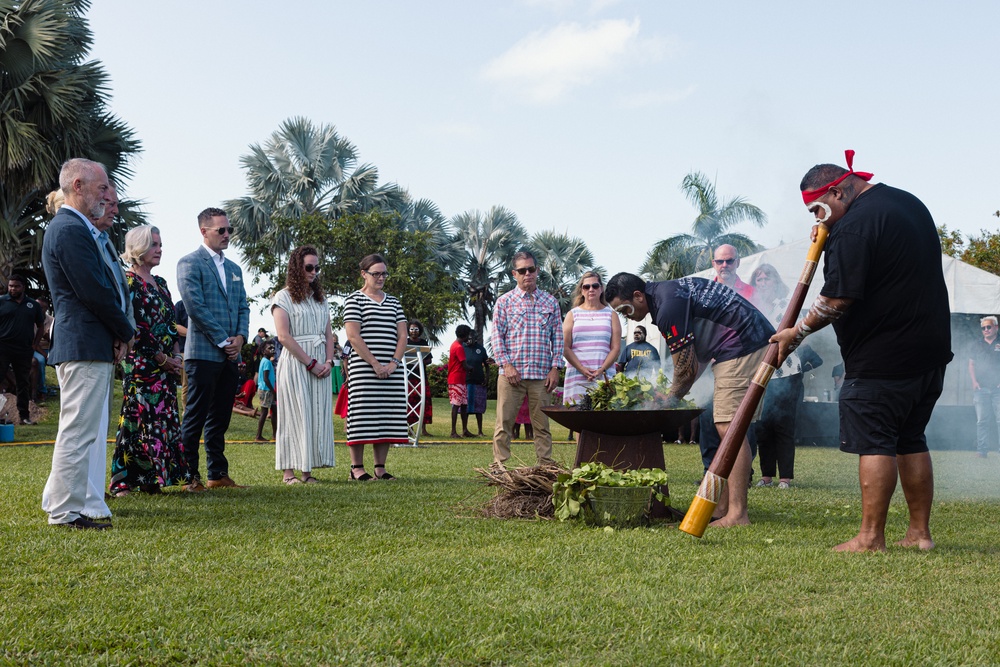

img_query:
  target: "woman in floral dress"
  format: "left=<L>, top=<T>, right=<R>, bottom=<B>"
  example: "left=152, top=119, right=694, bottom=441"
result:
left=108, top=225, right=187, bottom=495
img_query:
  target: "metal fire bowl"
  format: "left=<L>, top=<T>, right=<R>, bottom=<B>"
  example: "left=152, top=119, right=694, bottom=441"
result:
left=541, top=406, right=704, bottom=437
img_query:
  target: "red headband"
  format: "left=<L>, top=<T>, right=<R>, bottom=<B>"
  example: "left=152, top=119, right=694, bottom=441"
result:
left=801, top=150, right=874, bottom=204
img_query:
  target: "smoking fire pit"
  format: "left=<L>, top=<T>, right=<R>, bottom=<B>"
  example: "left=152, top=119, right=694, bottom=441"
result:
left=542, top=406, right=703, bottom=519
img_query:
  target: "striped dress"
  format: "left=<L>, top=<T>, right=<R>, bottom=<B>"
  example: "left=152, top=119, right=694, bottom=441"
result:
left=563, top=305, right=617, bottom=406
left=344, top=290, right=409, bottom=446
left=272, top=289, right=335, bottom=470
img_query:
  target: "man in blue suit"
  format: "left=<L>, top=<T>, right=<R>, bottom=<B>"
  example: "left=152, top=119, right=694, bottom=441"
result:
left=177, top=207, right=250, bottom=491
left=41, top=159, right=135, bottom=530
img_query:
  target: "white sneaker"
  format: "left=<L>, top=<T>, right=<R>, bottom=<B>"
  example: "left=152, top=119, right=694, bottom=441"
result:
left=777, top=481, right=790, bottom=489
left=755, top=479, right=773, bottom=488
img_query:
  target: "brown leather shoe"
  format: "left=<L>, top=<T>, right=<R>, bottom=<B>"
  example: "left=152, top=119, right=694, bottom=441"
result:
left=183, top=480, right=207, bottom=493
left=205, top=476, right=246, bottom=489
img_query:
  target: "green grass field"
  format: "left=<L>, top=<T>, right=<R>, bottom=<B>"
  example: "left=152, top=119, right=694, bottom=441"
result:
left=2, top=396, right=1000, bottom=665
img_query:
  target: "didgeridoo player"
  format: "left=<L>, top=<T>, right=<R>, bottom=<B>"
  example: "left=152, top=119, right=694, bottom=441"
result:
left=771, top=151, right=952, bottom=552
left=606, top=274, right=774, bottom=527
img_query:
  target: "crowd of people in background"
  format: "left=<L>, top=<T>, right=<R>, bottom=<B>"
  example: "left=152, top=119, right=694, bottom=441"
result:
left=0, top=152, right=968, bottom=551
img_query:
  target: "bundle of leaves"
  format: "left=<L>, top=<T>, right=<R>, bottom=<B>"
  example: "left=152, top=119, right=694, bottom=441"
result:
left=578, top=371, right=696, bottom=411
left=471, top=463, right=567, bottom=519
left=552, top=462, right=669, bottom=522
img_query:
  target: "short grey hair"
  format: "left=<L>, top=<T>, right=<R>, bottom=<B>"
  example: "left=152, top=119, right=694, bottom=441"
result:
left=59, top=158, right=106, bottom=194
left=121, top=224, right=161, bottom=266
left=981, top=316, right=998, bottom=327
left=512, top=249, right=536, bottom=267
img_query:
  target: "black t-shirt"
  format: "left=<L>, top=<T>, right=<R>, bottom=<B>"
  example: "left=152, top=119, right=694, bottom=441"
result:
left=464, top=342, right=489, bottom=384
left=646, top=278, right=773, bottom=364
left=0, top=295, right=45, bottom=351
left=820, top=183, right=953, bottom=379
left=969, top=336, right=1000, bottom=388
left=174, top=300, right=188, bottom=352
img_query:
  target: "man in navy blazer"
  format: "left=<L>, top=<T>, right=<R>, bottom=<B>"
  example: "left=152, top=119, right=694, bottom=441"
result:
left=177, top=207, right=250, bottom=490
left=41, top=159, right=135, bottom=530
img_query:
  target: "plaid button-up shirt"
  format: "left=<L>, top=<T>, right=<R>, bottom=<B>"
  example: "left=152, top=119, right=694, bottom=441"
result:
left=491, top=286, right=564, bottom=379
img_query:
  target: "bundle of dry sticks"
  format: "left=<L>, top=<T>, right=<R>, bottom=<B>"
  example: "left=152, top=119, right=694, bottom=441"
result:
left=472, top=462, right=567, bottom=519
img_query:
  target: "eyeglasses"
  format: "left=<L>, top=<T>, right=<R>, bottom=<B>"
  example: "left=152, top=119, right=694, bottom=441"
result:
left=304, top=264, right=320, bottom=273
left=208, top=227, right=233, bottom=235
left=581, top=283, right=601, bottom=290
left=514, top=265, right=538, bottom=275
left=365, top=271, right=389, bottom=279
left=713, top=258, right=736, bottom=266
left=983, top=326, right=995, bottom=330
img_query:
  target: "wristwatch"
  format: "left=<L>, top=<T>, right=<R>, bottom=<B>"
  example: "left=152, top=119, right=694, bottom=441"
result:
left=391, top=357, right=402, bottom=365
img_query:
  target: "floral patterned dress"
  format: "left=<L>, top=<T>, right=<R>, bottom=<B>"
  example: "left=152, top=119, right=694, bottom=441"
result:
left=108, top=272, right=187, bottom=492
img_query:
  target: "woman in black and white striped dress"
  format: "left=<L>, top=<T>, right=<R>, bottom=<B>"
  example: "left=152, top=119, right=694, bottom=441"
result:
left=344, top=254, right=409, bottom=480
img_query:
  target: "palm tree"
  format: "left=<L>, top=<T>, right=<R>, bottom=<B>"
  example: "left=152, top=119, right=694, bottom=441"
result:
left=449, top=206, right=528, bottom=343
left=225, top=116, right=409, bottom=277
left=394, top=197, right=462, bottom=269
left=528, top=230, right=599, bottom=315
left=0, top=0, right=142, bottom=289
left=641, top=171, right=766, bottom=280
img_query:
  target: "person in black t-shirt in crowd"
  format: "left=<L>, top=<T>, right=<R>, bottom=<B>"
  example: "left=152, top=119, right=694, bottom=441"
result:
left=464, top=333, right=490, bottom=437
left=773, top=150, right=952, bottom=553
left=968, top=316, right=1000, bottom=458
left=0, top=275, right=46, bottom=424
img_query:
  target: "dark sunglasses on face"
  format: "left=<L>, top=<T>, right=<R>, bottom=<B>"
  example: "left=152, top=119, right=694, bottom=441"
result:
left=514, top=266, right=538, bottom=275
left=365, top=271, right=389, bottom=279
left=983, top=325, right=994, bottom=330
left=713, top=258, right=736, bottom=266
left=210, top=227, right=233, bottom=235
left=582, top=283, right=601, bottom=290
left=304, top=264, right=320, bottom=273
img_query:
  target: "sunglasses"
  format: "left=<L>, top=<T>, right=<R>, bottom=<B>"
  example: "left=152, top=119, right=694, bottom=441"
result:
left=581, top=283, right=601, bottom=290
left=983, top=326, right=995, bottom=330
left=514, top=265, right=538, bottom=275
left=365, top=271, right=389, bottom=279
left=713, top=258, right=736, bottom=266
left=209, top=227, right=233, bottom=235
left=304, top=264, right=320, bottom=273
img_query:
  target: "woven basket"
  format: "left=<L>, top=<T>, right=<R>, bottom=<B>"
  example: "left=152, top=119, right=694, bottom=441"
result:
left=583, top=485, right=652, bottom=528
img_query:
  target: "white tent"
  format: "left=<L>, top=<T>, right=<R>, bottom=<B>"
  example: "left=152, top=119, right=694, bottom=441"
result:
left=622, top=239, right=1000, bottom=407
left=688, top=237, right=1000, bottom=316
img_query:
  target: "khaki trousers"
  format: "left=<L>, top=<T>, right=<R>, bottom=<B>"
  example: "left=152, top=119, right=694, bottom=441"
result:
left=492, top=378, right=553, bottom=465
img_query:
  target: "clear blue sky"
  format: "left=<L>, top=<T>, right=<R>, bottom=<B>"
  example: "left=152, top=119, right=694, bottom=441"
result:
left=87, top=0, right=1000, bottom=340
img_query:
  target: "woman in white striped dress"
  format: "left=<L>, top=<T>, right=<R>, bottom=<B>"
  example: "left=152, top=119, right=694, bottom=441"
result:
left=272, top=246, right=337, bottom=484
left=562, top=271, right=621, bottom=406
left=344, top=254, right=408, bottom=480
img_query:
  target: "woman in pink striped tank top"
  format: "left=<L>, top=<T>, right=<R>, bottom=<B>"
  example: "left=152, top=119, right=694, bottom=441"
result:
left=562, top=271, right=622, bottom=406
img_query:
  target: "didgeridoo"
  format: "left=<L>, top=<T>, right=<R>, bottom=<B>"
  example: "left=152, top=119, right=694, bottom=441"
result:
left=679, top=224, right=830, bottom=537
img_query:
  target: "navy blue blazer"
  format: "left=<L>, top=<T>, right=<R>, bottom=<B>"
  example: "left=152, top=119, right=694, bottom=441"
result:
left=41, top=207, right=135, bottom=364
left=176, top=246, right=250, bottom=362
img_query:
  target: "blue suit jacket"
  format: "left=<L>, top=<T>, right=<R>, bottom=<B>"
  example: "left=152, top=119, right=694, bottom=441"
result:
left=176, top=246, right=250, bottom=362
left=41, top=207, right=135, bottom=364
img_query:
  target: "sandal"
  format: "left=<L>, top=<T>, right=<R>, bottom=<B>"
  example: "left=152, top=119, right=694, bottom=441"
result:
left=283, top=476, right=302, bottom=485
left=301, top=475, right=319, bottom=484
left=349, top=464, right=373, bottom=482
left=374, top=464, right=396, bottom=481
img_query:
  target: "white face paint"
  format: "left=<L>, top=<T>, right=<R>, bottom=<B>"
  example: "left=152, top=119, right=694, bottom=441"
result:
left=614, top=302, right=635, bottom=318
left=809, top=201, right=833, bottom=224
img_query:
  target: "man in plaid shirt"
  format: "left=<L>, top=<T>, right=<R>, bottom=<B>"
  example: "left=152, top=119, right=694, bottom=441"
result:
left=491, top=250, right=564, bottom=468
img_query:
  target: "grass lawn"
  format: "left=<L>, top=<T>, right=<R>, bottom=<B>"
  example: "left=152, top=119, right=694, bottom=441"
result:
left=3, top=395, right=1000, bottom=665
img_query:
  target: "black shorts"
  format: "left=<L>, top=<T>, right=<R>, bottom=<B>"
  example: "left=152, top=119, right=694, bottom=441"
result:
left=838, top=366, right=946, bottom=457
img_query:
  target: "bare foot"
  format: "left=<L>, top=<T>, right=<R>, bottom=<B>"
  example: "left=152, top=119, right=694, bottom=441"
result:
left=255, top=437, right=267, bottom=442
left=462, top=431, right=474, bottom=437
left=709, top=512, right=750, bottom=528
left=832, top=535, right=886, bottom=552
left=896, top=530, right=934, bottom=550
left=450, top=432, right=460, bottom=438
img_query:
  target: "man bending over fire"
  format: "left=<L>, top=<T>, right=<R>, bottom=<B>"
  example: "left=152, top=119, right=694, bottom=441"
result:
left=606, top=274, right=774, bottom=527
